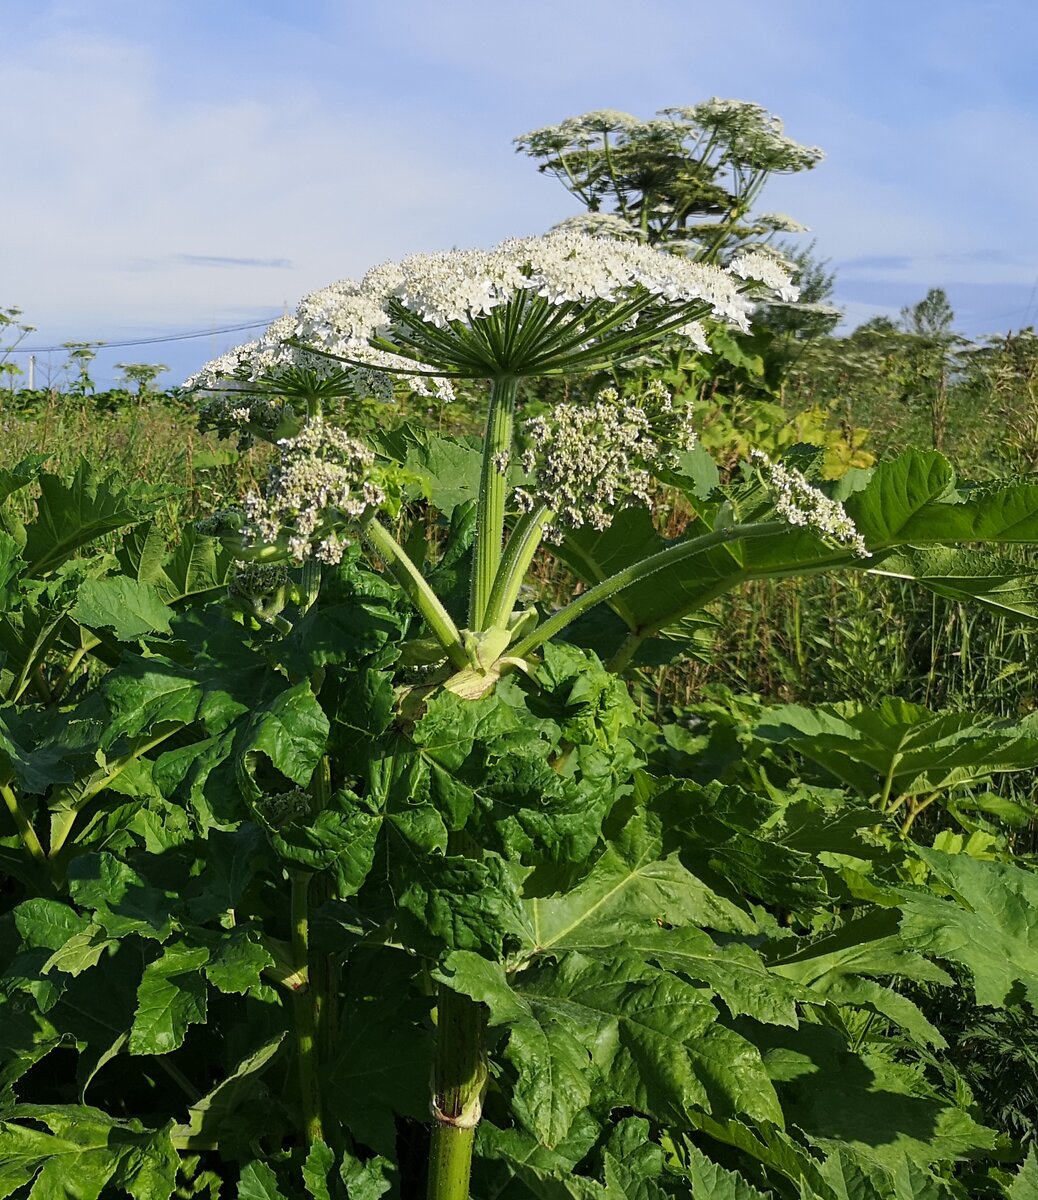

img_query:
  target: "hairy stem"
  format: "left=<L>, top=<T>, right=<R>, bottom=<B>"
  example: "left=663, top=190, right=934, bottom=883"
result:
left=308, top=758, right=339, bottom=1077
left=427, top=987, right=486, bottom=1200
left=470, top=376, right=518, bottom=630
left=1, top=782, right=49, bottom=872
left=32, top=665, right=54, bottom=706
left=290, top=869, right=323, bottom=1147
left=605, top=629, right=645, bottom=674
left=52, top=636, right=100, bottom=704
left=47, top=726, right=184, bottom=863
left=878, top=748, right=905, bottom=813
left=362, top=516, right=469, bottom=670
left=483, top=505, right=552, bottom=630
left=299, top=557, right=322, bottom=615
left=511, top=521, right=788, bottom=660
left=901, top=792, right=939, bottom=837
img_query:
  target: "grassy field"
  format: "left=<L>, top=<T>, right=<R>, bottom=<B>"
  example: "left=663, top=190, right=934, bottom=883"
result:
left=8, top=383, right=1036, bottom=740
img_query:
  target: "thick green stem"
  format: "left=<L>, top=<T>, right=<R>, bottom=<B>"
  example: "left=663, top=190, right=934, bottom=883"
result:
left=1, top=782, right=49, bottom=871
left=470, top=376, right=518, bottom=630
left=290, top=869, right=323, bottom=1147
left=47, top=727, right=184, bottom=863
left=878, top=753, right=903, bottom=813
left=427, top=1123, right=476, bottom=1200
left=362, top=516, right=469, bottom=670
left=307, top=758, right=338, bottom=1075
left=299, top=557, right=322, bottom=615
left=53, top=636, right=99, bottom=704
left=483, top=505, right=551, bottom=630
left=427, top=987, right=486, bottom=1200
left=605, top=629, right=645, bottom=675
left=511, top=521, right=789, bottom=660
left=901, top=792, right=939, bottom=837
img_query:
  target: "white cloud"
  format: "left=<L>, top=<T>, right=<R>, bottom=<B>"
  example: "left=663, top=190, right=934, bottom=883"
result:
left=0, top=23, right=562, bottom=341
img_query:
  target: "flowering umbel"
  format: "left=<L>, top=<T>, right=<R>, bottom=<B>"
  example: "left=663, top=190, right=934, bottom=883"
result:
left=515, top=380, right=697, bottom=542
left=185, top=231, right=795, bottom=406
left=751, top=450, right=870, bottom=557
left=242, top=422, right=387, bottom=564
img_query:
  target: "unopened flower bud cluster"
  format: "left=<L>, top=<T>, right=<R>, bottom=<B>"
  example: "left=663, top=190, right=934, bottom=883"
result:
left=254, top=788, right=311, bottom=829
left=195, top=507, right=244, bottom=538
left=750, top=450, right=869, bottom=557
left=515, top=380, right=697, bottom=543
left=243, top=422, right=385, bottom=564
left=228, top=562, right=289, bottom=602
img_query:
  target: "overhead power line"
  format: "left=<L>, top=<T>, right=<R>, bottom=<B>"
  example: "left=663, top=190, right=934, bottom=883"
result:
left=5, top=317, right=280, bottom=354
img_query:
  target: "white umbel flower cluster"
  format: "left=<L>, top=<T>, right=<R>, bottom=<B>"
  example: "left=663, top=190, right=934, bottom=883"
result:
left=515, top=380, right=697, bottom=543
left=184, top=317, right=395, bottom=400
left=182, top=314, right=405, bottom=446
left=196, top=230, right=793, bottom=386
left=758, top=212, right=810, bottom=234
left=670, top=99, right=825, bottom=172
left=242, top=422, right=385, bottom=564
left=518, top=101, right=824, bottom=177
left=729, top=252, right=801, bottom=302
left=550, top=213, right=642, bottom=241
left=750, top=450, right=869, bottom=558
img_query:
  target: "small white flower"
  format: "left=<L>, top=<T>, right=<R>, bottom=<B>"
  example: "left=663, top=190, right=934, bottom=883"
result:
left=242, top=421, right=385, bottom=564
left=751, top=450, right=869, bottom=557
left=516, top=380, right=697, bottom=542
left=758, top=212, right=810, bottom=234
left=729, top=253, right=799, bottom=303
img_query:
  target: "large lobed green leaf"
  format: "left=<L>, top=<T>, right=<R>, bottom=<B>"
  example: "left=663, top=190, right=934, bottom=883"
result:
left=441, top=948, right=782, bottom=1148
left=0, top=1104, right=178, bottom=1199
left=548, top=449, right=1038, bottom=662
left=754, top=697, right=1038, bottom=800
left=17, top=460, right=161, bottom=578
left=896, top=849, right=1038, bottom=1011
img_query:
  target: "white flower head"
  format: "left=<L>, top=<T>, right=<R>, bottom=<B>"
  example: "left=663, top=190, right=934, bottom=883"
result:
left=729, top=252, right=800, bottom=303
left=183, top=308, right=400, bottom=446
left=758, top=212, right=810, bottom=234
left=515, top=379, right=697, bottom=543
left=188, top=230, right=775, bottom=390
left=550, top=213, right=642, bottom=242
left=242, top=421, right=385, bottom=564
left=751, top=450, right=869, bottom=557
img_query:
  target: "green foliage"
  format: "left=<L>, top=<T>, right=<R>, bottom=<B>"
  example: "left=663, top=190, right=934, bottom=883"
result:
left=1, top=428, right=1037, bottom=1199
left=6, top=199, right=1038, bottom=1200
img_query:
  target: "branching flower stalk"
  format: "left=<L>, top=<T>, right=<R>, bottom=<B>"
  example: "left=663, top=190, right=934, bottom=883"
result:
left=482, top=503, right=552, bottom=631
left=515, top=102, right=823, bottom=256
left=361, top=516, right=470, bottom=670
left=470, top=376, right=517, bottom=628
left=511, top=521, right=791, bottom=660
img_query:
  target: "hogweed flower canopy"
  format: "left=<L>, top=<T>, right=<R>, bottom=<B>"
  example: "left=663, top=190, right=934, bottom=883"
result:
left=515, top=103, right=824, bottom=256
left=189, top=230, right=798, bottom=674
left=288, top=229, right=787, bottom=380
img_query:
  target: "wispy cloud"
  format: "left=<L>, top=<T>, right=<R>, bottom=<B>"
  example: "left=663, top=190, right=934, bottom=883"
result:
left=839, top=255, right=913, bottom=272
left=5, top=0, right=1038, bottom=380
left=174, top=254, right=294, bottom=269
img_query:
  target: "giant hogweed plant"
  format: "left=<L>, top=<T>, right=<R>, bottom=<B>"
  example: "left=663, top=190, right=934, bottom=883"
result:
left=3, top=234, right=1038, bottom=1199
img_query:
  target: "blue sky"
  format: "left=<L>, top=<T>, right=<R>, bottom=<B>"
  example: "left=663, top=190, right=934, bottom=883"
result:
left=3, top=0, right=1037, bottom=388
